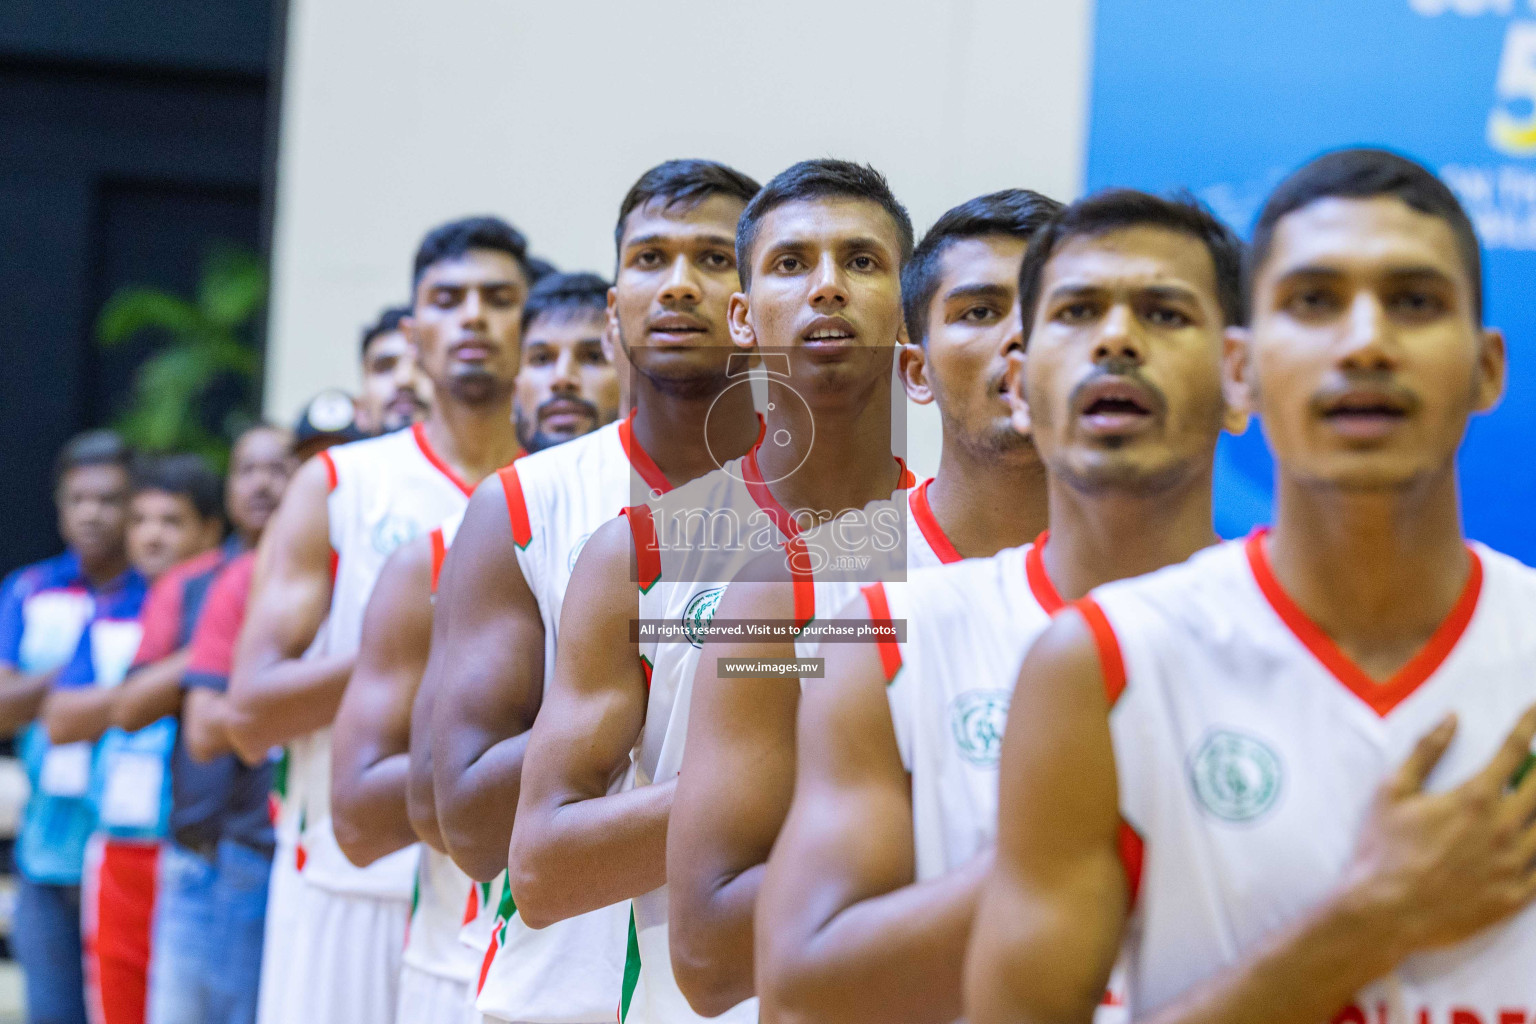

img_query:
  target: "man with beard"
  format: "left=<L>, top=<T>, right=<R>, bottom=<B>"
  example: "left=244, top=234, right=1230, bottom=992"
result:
left=227, top=216, right=527, bottom=1024
left=666, top=189, right=1061, bottom=1015
left=755, top=192, right=1246, bottom=1024
left=967, top=150, right=1536, bottom=1024
left=418, top=160, right=761, bottom=1024
left=508, top=159, right=918, bottom=1024
left=329, top=271, right=619, bottom=1024
left=513, top=272, right=622, bottom=453
left=356, top=305, right=432, bottom=435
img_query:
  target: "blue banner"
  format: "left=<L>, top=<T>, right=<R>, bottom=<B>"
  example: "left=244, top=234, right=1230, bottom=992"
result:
left=1088, top=0, right=1536, bottom=561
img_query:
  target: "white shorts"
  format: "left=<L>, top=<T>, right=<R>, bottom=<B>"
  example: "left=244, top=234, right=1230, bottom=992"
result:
left=398, top=961, right=479, bottom=1024
left=257, top=877, right=409, bottom=1024
left=254, top=840, right=303, bottom=1024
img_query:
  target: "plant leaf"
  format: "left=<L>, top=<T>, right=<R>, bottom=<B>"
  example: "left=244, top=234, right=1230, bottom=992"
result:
left=199, top=247, right=267, bottom=330
left=96, top=290, right=204, bottom=347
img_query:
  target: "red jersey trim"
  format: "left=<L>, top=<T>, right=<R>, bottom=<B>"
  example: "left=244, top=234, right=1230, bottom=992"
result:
left=861, top=582, right=902, bottom=683
left=784, top=536, right=816, bottom=630
left=622, top=506, right=662, bottom=594
left=1025, top=531, right=1065, bottom=614
left=618, top=412, right=673, bottom=496
left=318, top=450, right=338, bottom=492
left=742, top=446, right=802, bottom=540
left=1244, top=530, right=1483, bottom=718
left=908, top=479, right=962, bottom=565
left=412, top=422, right=479, bottom=498
left=497, top=465, right=533, bottom=550
left=1118, top=820, right=1145, bottom=909
left=429, top=528, right=447, bottom=594
left=1073, top=597, right=1127, bottom=708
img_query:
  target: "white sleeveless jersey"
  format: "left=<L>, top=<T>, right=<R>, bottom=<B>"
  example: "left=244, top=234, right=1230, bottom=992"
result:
left=477, top=416, right=663, bottom=1024
left=791, top=478, right=959, bottom=662
left=1089, top=533, right=1536, bottom=1022
left=622, top=449, right=913, bottom=1024
left=876, top=537, right=1061, bottom=883
left=294, top=424, right=478, bottom=899
left=405, top=512, right=484, bottom=987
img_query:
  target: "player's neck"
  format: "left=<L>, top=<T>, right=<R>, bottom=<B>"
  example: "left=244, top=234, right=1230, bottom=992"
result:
left=1042, top=468, right=1218, bottom=604
left=756, top=380, right=900, bottom=524
left=77, top=548, right=130, bottom=588
left=630, top=379, right=759, bottom=488
left=927, top=442, right=1048, bottom=558
left=419, top=397, right=522, bottom=489
left=1267, top=466, right=1471, bottom=675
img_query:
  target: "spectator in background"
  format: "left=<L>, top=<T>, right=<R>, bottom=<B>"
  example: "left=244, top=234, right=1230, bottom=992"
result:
left=513, top=272, right=623, bottom=453
left=43, top=454, right=225, bottom=1024
left=290, top=390, right=364, bottom=463
left=124, top=425, right=294, bottom=1024
left=175, top=418, right=353, bottom=1024
left=355, top=306, right=430, bottom=435
left=0, top=430, right=133, bottom=1024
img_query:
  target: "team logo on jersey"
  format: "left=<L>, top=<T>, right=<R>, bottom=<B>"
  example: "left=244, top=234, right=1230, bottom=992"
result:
left=568, top=532, right=592, bottom=573
left=682, top=587, right=726, bottom=648
left=371, top=514, right=421, bottom=556
left=1189, top=730, right=1282, bottom=823
left=950, top=689, right=1011, bottom=767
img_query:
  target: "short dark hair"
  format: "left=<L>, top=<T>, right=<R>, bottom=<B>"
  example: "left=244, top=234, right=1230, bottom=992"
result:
left=131, top=453, right=224, bottom=523
left=903, top=189, right=1064, bottom=346
left=525, top=256, right=559, bottom=286
left=53, top=430, right=133, bottom=491
left=1017, top=189, right=1245, bottom=341
left=736, top=159, right=915, bottom=287
left=360, top=305, right=411, bottom=358
left=521, top=272, right=611, bottom=332
left=614, top=159, right=762, bottom=261
left=1249, top=147, right=1483, bottom=321
left=412, top=216, right=531, bottom=289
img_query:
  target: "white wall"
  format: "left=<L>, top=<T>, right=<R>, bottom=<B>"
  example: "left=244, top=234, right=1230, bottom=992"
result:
left=264, top=0, right=1095, bottom=477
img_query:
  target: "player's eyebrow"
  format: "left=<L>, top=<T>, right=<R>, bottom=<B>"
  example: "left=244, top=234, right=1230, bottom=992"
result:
left=624, top=232, right=735, bottom=251
left=943, top=283, right=1011, bottom=303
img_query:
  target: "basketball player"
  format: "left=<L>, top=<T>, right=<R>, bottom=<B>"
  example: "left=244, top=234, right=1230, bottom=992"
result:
left=226, top=216, right=527, bottom=1024
left=754, top=191, right=1247, bottom=1024
left=418, top=160, right=762, bottom=1024
left=666, top=189, right=1063, bottom=1014
left=508, top=159, right=917, bottom=1024
left=513, top=272, right=623, bottom=453
left=328, top=271, right=622, bottom=1023
left=965, top=150, right=1536, bottom=1024
left=355, top=305, right=431, bottom=435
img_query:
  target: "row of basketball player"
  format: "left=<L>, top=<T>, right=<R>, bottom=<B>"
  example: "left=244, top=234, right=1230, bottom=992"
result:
left=180, top=150, right=1536, bottom=1024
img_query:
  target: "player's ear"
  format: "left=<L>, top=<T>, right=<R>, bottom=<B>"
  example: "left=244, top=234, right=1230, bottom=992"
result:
left=899, top=341, right=933, bottom=405
left=1221, top=325, right=1253, bottom=436
left=1004, top=349, right=1032, bottom=438
left=605, top=286, right=620, bottom=339
left=1473, top=326, right=1507, bottom=415
left=728, top=292, right=757, bottom=351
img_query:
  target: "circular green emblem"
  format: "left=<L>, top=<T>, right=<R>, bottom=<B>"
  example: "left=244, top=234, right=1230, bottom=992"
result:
left=371, top=514, right=421, bottom=556
left=1190, top=730, right=1282, bottom=823
left=950, top=689, right=1011, bottom=768
left=682, top=587, right=726, bottom=648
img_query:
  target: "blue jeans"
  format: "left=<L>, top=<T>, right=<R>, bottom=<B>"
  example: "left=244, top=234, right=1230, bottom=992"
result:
left=146, top=841, right=271, bottom=1024
left=14, top=876, right=88, bottom=1024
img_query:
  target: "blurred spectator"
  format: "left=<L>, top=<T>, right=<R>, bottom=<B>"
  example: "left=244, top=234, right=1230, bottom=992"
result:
left=355, top=306, right=430, bottom=435
left=0, top=430, right=133, bottom=1024
left=291, top=390, right=364, bottom=464
left=45, top=454, right=224, bottom=1024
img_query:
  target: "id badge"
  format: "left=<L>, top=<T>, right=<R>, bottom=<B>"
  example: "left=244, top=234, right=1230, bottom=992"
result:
left=39, top=742, right=92, bottom=798
left=100, top=750, right=164, bottom=830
